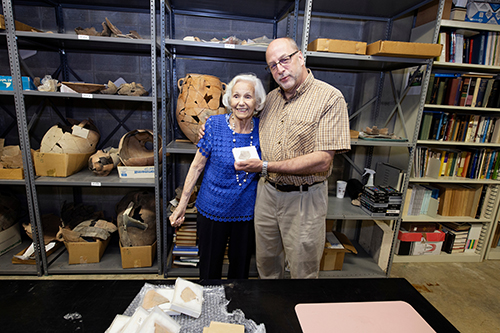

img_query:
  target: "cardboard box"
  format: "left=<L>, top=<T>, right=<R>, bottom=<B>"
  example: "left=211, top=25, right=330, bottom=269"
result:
left=307, top=38, right=366, bottom=55
left=0, top=223, right=22, bottom=256
left=0, top=76, right=36, bottom=91
left=320, top=231, right=357, bottom=271
left=120, top=241, right=157, bottom=269
left=395, top=229, right=445, bottom=256
left=32, top=150, right=92, bottom=177
left=451, top=7, right=467, bottom=21
left=0, top=14, right=43, bottom=32
left=118, top=166, right=155, bottom=178
left=415, top=0, right=452, bottom=27
left=0, top=168, right=24, bottom=180
left=64, top=237, right=110, bottom=264
left=366, top=40, right=443, bottom=58
left=466, top=2, right=500, bottom=25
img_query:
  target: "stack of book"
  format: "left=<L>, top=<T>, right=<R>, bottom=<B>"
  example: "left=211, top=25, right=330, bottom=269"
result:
left=174, top=220, right=197, bottom=247
left=402, top=184, right=440, bottom=216
left=413, top=146, right=500, bottom=180
left=172, top=245, right=199, bottom=267
left=172, top=220, right=199, bottom=267
left=437, top=29, right=500, bottom=66
left=434, top=184, right=483, bottom=217
left=441, top=222, right=471, bottom=254
left=383, top=186, right=403, bottom=217
left=360, top=186, right=388, bottom=217
left=425, top=74, right=500, bottom=108
left=419, top=112, right=500, bottom=143
left=360, top=186, right=402, bottom=217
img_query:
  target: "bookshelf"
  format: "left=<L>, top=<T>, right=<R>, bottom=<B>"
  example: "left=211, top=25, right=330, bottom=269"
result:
left=401, top=12, right=500, bottom=263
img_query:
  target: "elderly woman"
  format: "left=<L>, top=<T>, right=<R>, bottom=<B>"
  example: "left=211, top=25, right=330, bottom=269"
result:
left=170, top=73, right=266, bottom=279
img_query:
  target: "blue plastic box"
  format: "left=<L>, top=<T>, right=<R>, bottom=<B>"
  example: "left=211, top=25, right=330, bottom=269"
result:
left=0, top=76, right=36, bottom=91
left=466, top=2, right=500, bottom=25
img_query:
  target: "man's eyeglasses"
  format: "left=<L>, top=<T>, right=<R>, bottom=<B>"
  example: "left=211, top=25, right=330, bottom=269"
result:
left=265, top=50, right=299, bottom=73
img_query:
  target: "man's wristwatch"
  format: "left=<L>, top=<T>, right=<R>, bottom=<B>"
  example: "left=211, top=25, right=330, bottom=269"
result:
left=261, top=161, right=268, bottom=177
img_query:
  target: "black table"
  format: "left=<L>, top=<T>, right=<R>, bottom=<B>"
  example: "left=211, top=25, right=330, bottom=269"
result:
left=0, top=278, right=458, bottom=332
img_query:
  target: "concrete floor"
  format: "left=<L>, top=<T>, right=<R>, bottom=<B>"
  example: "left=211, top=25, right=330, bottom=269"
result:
left=2, top=261, right=499, bottom=332
left=390, top=261, right=500, bottom=333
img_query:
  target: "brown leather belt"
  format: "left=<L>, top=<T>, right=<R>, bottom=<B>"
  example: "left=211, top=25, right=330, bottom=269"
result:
left=266, top=179, right=323, bottom=192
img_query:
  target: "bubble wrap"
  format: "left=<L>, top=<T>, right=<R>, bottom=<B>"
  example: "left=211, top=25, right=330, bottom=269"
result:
left=124, top=283, right=266, bottom=333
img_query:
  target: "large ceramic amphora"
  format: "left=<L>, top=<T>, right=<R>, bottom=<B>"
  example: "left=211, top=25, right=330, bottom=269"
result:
left=176, top=74, right=227, bottom=143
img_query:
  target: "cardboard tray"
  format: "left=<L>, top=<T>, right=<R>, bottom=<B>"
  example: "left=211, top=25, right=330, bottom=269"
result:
left=12, top=242, right=63, bottom=265
left=307, top=38, right=366, bottom=55
left=366, top=40, right=443, bottom=58
left=32, top=150, right=92, bottom=177
left=61, top=82, right=106, bottom=94
left=0, top=168, right=24, bottom=180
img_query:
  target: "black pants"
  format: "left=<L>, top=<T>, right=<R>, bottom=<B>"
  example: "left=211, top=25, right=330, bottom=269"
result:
left=197, top=214, right=255, bottom=279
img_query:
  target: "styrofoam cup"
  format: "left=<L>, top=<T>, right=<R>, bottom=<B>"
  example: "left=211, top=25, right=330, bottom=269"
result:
left=336, top=180, right=347, bottom=198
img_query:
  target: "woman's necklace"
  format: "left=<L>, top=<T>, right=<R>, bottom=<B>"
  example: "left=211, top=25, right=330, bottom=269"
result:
left=232, top=115, right=254, bottom=186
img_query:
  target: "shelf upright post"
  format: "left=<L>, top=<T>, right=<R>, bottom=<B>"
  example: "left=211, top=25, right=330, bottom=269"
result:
left=2, top=0, right=46, bottom=276
left=149, top=0, right=163, bottom=275
left=300, top=0, right=313, bottom=58
left=386, top=0, right=446, bottom=276
left=161, top=0, right=174, bottom=277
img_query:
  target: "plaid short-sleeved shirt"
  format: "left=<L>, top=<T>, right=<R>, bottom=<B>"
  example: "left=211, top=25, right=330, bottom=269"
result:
left=259, top=70, right=351, bottom=186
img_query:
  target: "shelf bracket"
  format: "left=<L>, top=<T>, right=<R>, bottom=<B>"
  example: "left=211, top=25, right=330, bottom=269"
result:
left=341, top=153, right=364, bottom=176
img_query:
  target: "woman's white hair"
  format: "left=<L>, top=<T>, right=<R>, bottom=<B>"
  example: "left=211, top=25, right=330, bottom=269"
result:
left=222, top=73, right=266, bottom=113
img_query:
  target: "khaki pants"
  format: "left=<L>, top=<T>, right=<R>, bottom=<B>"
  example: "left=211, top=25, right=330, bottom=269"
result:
left=254, top=177, right=327, bottom=279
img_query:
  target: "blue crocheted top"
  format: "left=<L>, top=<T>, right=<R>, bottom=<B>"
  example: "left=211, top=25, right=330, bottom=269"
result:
left=196, top=113, right=260, bottom=222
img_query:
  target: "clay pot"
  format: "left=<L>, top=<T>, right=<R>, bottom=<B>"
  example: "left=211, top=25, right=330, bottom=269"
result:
left=176, top=74, right=227, bottom=143
left=118, top=129, right=162, bottom=166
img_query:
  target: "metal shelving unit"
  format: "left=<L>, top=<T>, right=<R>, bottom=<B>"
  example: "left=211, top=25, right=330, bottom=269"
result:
left=163, top=0, right=442, bottom=279
left=2, top=0, right=164, bottom=275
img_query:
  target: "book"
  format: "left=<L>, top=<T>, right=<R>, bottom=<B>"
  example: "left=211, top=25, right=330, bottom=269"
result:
left=486, top=79, right=500, bottom=107
left=374, top=162, right=405, bottom=191
left=465, top=77, right=477, bottom=106
left=425, top=74, right=436, bottom=104
left=475, top=78, right=490, bottom=107
left=464, top=223, right=482, bottom=253
left=418, top=111, right=434, bottom=140
left=470, top=77, right=483, bottom=107
left=436, top=77, right=449, bottom=105
left=482, top=78, right=495, bottom=107
left=402, top=185, right=413, bottom=216
left=459, top=76, right=471, bottom=106
left=445, top=77, right=462, bottom=106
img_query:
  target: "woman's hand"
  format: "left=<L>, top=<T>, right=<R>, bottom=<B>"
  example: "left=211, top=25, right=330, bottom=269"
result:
left=169, top=206, right=186, bottom=228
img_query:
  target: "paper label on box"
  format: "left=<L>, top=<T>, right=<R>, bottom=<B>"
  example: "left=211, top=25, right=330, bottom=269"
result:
left=326, top=232, right=345, bottom=249
left=72, top=126, right=89, bottom=139
left=232, top=146, right=260, bottom=162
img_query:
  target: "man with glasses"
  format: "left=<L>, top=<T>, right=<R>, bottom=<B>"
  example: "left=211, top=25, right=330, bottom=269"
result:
left=235, top=37, right=350, bottom=279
